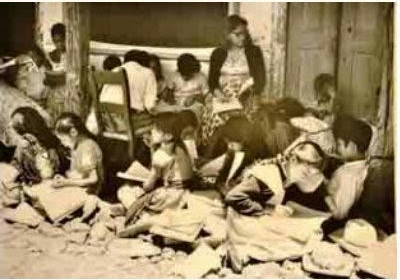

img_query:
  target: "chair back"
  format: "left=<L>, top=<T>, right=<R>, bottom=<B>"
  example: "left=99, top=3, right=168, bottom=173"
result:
left=88, top=67, right=135, bottom=160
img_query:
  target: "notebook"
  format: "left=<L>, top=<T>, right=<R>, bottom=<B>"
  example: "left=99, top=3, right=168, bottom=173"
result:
left=199, top=154, right=226, bottom=177
left=117, top=161, right=151, bottom=182
left=38, top=187, right=88, bottom=223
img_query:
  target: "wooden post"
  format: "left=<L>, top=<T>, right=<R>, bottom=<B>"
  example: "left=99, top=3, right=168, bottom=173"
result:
left=239, top=3, right=287, bottom=101
left=369, top=3, right=393, bottom=157
left=62, top=3, right=90, bottom=118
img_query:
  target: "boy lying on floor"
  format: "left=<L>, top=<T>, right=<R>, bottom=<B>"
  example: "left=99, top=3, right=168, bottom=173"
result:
left=224, top=141, right=330, bottom=272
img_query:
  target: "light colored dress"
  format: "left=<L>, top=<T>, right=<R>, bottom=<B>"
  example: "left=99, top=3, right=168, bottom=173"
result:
left=118, top=145, right=193, bottom=213
left=68, top=138, right=104, bottom=195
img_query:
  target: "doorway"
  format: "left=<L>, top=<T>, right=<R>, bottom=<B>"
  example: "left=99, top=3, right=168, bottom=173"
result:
left=286, top=2, right=390, bottom=122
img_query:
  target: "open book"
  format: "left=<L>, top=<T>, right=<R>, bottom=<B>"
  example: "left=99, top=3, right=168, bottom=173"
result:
left=117, top=161, right=151, bottom=183
left=198, top=154, right=226, bottom=177
left=238, top=77, right=254, bottom=96
left=212, top=97, right=243, bottom=114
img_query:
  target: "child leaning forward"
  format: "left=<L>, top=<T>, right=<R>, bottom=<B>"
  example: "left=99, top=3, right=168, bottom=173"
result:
left=51, top=113, right=104, bottom=221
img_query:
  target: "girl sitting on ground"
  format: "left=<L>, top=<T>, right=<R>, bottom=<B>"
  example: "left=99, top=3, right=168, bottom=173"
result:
left=117, top=112, right=194, bottom=236
left=52, top=113, right=104, bottom=220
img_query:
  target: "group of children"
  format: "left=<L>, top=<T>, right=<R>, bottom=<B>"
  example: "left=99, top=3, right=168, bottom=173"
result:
left=0, top=33, right=394, bottom=273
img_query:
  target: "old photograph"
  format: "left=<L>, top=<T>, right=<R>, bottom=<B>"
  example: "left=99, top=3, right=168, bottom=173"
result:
left=0, top=2, right=395, bottom=278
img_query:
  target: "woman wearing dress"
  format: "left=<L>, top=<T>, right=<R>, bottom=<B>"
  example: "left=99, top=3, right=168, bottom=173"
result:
left=201, top=15, right=266, bottom=145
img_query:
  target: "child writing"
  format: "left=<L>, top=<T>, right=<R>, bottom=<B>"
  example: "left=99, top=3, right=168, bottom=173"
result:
left=168, top=53, right=208, bottom=108
left=117, top=112, right=194, bottom=236
left=52, top=113, right=104, bottom=220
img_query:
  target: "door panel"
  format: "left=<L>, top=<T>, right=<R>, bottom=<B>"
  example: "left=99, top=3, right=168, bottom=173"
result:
left=337, top=3, right=386, bottom=121
left=286, top=3, right=339, bottom=106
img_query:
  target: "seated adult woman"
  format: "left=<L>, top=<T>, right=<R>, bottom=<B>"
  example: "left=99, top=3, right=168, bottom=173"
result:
left=201, top=15, right=265, bottom=145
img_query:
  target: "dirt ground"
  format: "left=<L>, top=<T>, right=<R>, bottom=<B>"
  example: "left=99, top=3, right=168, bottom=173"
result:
left=0, top=212, right=245, bottom=279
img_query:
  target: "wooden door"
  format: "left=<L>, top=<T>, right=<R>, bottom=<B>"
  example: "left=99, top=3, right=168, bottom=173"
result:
left=337, top=3, right=387, bottom=121
left=286, top=3, right=339, bottom=106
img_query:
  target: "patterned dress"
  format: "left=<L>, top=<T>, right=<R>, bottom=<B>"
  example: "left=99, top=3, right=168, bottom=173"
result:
left=201, top=48, right=254, bottom=144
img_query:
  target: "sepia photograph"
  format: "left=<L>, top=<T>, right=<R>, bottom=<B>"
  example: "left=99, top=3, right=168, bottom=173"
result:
left=0, top=2, right=396, bottom=278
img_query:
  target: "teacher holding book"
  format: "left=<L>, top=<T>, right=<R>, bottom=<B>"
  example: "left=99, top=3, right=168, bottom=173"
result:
left=201, top=15, right=266, bottom=149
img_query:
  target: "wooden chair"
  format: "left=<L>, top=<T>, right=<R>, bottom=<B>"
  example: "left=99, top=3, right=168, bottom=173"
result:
left=88, top=67, right=135, bottom=160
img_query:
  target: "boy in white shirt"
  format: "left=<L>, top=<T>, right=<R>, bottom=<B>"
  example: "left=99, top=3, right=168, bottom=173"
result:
left=322, top=115, right=373, bottom=234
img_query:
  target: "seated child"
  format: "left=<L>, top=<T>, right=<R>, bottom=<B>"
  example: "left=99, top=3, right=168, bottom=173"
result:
left=52, top=113, right=104, bottom=220
left=168, top=53, right=208, bottom=108
left=311, top=73, right=338, bottom=126
left=209, top=116, right=262, bottom=197
left=322, top=115, right=375, bottom=234
left=117, top=112, right=194, bottom=235
left=224, top=141, right=328, bottom=272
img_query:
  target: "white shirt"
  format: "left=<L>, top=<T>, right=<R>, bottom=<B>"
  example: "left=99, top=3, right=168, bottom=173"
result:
left=100, top=61, right=157, bottom=112
left=326, top=160, right=368, bottom=219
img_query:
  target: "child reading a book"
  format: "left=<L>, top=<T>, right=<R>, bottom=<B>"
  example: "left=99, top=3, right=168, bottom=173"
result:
left=168, top=53, right=208, bottom=108
left=117, top=112, right=194, bottom=214
left=52, top=113, right=104, bottom=220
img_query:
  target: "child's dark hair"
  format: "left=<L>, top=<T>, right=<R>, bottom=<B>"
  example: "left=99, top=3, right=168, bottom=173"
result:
left=103, top=55, right=122, bottom=71
left=124, top=50, right=150, bottom=67
left=154, top=112, right=182, bottom=143
left=51, top=23, right=66, bottom=38
left=176, top=110, right=198, bottom=131
left=12, top=107, right=59, bottom=150
left=149, top=54, right=163, bottom=81
left=220, top=116, right=251, bottom=147
left=55, top=112, right=94, bottom=139
left=332, top=114, right=372, bottom=154
left=11, top=107, right=70, bottom=172
left=274, top=97, right=306, bottom=120
left=177, top=53, right=200, bottom=78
